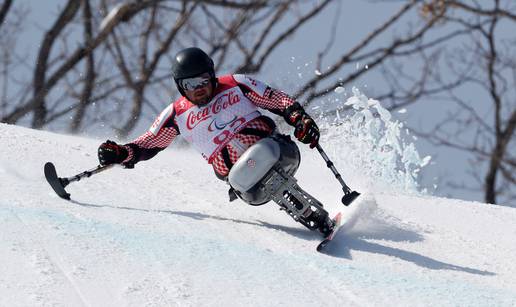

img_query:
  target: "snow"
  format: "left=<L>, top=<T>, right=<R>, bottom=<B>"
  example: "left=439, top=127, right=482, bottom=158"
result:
left=334, top=86, right=345, bottom=94
left=323, top=88, right=431, bottom=193
left=2, top=115, right=516, bottom=305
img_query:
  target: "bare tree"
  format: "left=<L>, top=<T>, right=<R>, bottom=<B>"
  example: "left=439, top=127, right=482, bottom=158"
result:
left=2, top=0, right=513, bottom=204
left=234, top=0, right=515, bottom=204
left=105, top=0, right=197, bottom=138
left=0, top=1, right=30, bottom=119
left=70, top=0, right=95, bottom=133
left=1, top=0, right=166, bottom=126
left=65, top=0, right=338, bottom=137
left=368, top=0, right=516, bottom=204
left=32, top=0, right=81, bottom=129
left=0, top=0, right=13, bottom=30
left=0, top=0, right=337, bottom=132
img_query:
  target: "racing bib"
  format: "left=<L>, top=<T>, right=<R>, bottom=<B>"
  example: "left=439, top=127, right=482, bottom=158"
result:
left=175, top=78, right=261, bottom=163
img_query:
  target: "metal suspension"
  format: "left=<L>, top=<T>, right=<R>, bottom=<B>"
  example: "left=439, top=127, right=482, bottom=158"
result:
left=259, top=165, right=332, bottom=232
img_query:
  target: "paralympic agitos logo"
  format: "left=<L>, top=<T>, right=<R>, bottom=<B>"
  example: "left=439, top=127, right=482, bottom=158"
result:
left=186, top=90, right=241, bottom=130
left=207, top=116, right=238, bottom=132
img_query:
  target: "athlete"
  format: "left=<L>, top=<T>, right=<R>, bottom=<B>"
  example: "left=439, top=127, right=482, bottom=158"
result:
left=97, top=47, right=331, bottom=234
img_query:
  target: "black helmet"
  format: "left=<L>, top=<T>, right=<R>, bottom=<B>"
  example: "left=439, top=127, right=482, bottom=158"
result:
left=172, top=47, right=216, bottom=96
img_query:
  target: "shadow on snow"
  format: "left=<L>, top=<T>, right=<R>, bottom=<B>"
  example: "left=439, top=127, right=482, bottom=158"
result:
left=71, top=199, right=496, bottom=277
left=321, top=235, right=495, bottom=277
left=70, top=199, right=316, bottom=241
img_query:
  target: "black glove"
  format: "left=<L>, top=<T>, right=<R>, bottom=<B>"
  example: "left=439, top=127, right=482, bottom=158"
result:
left=284, top=103, right=320, bottom=148
left=294, top=114, right=320, bottom=148
left=98, top=140, right=128, bottom=165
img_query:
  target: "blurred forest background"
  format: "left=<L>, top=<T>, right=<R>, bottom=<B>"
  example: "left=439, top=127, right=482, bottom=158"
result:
left=0, top=0, right=515, bottom=205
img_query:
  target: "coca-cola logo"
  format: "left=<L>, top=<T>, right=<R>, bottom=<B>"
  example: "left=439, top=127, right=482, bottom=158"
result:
left=186, top=90, right=241, bottom=130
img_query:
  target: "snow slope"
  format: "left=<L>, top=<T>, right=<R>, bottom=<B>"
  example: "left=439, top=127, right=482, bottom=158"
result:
left=1, top=122, right=516, bottom=306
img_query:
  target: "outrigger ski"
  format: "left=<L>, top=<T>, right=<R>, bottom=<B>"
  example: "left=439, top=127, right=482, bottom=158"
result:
left=44, top=162, right=113, bottom=200
left=317, top=212, right=344, bottom=252
left=44, top=162, right=71, bottom=200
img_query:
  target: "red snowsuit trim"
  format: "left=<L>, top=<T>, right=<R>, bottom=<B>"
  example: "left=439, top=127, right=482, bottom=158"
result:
left=124, top=74, right=297, bottom=178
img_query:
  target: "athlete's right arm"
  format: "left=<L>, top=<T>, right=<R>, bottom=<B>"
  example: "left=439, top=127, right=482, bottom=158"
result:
left=122, top=103, right=180, bottom=166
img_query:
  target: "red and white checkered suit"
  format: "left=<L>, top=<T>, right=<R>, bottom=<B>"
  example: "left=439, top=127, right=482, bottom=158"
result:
left=123, top=75, right=296, bottom=178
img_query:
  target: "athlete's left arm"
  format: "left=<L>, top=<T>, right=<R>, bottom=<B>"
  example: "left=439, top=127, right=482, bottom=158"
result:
left=233, top=74, right=297, bottom=115
left=233, top=74, right=320, bottom=148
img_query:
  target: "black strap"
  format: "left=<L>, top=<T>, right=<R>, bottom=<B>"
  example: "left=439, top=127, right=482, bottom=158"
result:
left=239, top=128, right=271, bottom=138
left=238, top=115, right=276, bottom=138
left=221, top=146, right=233, bottom=170
left=228, top=187, right=238, bottom=202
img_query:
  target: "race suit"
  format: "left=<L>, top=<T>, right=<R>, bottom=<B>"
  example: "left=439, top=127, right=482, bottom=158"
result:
left=122, top=74, right=297, bottom=179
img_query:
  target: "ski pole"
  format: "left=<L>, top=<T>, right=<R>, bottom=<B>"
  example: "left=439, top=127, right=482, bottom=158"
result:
left=44, top=162, right=114, bottom=200
left=315, top=144, right=360, bottom=206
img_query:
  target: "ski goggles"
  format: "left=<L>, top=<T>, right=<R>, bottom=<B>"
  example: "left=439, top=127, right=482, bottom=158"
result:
left=178, top=76, right=211, bottom=91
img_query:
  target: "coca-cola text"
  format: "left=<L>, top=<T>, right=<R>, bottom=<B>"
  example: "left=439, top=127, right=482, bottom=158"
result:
left=186, top=91, right=240, bottom=130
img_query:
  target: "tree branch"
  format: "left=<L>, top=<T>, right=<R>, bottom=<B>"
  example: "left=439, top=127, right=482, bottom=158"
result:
left=32, top=0, right=81, bottom=128
left=0, top=0, right=13, bottom=31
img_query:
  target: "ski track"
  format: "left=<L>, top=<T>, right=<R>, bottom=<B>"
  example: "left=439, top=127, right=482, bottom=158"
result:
left=2, top=123, right=516, bottom=306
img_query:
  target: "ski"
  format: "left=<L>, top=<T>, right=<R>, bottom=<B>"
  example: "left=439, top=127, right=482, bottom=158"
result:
left=316, top=212, right=344, bottom=252
left=44, top=162, right=71, bottom=200
left=44, top=162, right=114, bottom=200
